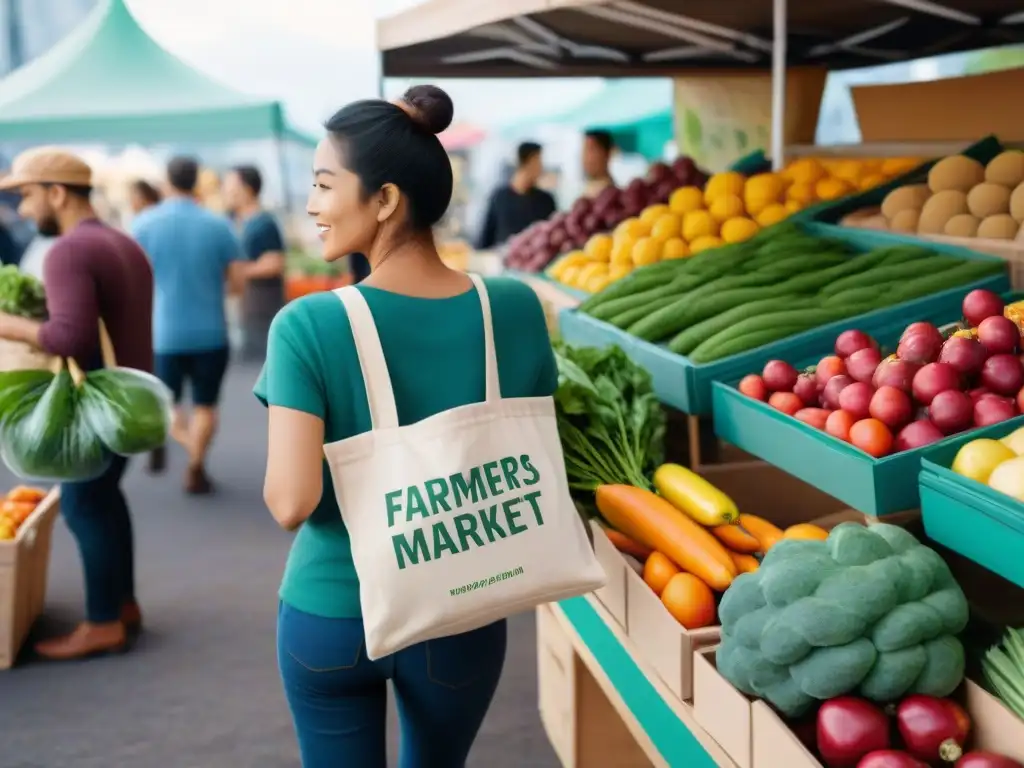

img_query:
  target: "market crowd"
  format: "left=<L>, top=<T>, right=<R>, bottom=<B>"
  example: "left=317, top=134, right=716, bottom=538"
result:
left=0, top=148, right=289, bottom=659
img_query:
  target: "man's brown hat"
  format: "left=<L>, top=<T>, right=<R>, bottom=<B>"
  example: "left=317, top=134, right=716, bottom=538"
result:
left=0, top=147, right=92, bottom=192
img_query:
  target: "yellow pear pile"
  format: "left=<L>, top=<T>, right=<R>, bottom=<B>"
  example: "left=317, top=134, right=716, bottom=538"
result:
left=879, top=151, right=1024, bottom=241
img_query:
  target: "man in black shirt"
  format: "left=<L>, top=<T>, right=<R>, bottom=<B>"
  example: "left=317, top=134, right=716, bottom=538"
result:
left=476, top=141, right=556, bottom=250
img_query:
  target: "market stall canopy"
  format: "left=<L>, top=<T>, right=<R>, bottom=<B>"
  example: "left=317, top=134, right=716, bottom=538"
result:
left=377, top=0, right=1024, bottom=77
left=505, top=79, right=672, bottom=159
left=439, top=123, right=488, bottom=150
left=0, top=0, right=315, bottom=145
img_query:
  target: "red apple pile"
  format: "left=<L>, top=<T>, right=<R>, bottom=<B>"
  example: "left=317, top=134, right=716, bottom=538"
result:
left=503, top=157, right=708, bottom=272
left=737, top=289, right=1024, bottom=458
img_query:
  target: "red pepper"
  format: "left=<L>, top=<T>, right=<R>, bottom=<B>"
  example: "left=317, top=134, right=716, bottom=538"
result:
left=896, top=695, right=971, bottom=764
left=857, top=750, right=928, bottom=768
left=956, top=753, right=1024, bottom=768
left=817, top=697, right=892, bottom=768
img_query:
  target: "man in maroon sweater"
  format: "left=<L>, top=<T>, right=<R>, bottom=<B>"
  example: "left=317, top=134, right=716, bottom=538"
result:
left=0, top=148, right=154, bottom=660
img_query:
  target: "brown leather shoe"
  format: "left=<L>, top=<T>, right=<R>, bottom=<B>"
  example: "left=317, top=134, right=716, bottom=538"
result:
left=34, top=622, right=128, bottom=661
left=184, top=464, right=213, bottom=495
left=121, top=601, right=143, bottom=634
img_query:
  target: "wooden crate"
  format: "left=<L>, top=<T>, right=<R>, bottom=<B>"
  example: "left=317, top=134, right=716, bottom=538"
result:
left=0, top=488, right=60, bottom=669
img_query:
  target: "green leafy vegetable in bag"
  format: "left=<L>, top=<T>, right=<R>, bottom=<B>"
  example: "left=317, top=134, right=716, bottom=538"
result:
left=553, top=341, right=665, bottom=498
left=0, top=265, right=46, bottom=319
left=0, top=368, right=55, bottom=424
left=1, top=363, right=110, bottom=482
left=79, top=367, right=172, bottom=455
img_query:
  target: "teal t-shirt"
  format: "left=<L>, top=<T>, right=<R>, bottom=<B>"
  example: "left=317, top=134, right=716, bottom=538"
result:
left=253, top=277, right=558, bottom=619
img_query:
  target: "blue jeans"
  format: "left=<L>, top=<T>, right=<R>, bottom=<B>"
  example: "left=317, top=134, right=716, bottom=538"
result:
left=60, top=455, right=135, bottom=623
left=277, top=602, right=507, bottom=768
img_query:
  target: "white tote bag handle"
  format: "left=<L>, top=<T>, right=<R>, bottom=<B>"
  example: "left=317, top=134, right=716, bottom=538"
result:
left=334, top=274, right=501, bottom=431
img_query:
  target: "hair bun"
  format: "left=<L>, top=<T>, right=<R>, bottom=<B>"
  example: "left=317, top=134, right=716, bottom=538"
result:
left=400, top=85, right=453, bottom=135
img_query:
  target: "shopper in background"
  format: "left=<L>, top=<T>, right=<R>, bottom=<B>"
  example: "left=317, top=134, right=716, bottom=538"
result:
left=128, top=179, right=161, bottom=216
left=222, top=165, right=286, bottom=362
left=0, top=148, right=153, bottom=660
left=582, top=129, right=616, bottom=198
left=475, top=140, right=556, bottom=250
left=132, top=156, right=242, bottom=494
left=257, top=85, right=556, bottom=767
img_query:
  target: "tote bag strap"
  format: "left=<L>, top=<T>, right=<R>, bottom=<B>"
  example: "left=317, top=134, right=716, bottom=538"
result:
left=333, top=287, right=400, bottom=430
left=465, top=273, right=501, bottom=404
left=333, top=275, right=501, bottom=431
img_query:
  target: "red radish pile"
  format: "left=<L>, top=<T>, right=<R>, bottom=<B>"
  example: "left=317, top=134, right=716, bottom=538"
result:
left=737, top=289, right=1024, bottom=458
left=503, top=157, right=708, bottom=271
left=813, top=693, right=1022, bottom=768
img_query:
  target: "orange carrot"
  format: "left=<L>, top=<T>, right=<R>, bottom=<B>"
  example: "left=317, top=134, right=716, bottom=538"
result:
left=600, top=524, right=654, bottom=561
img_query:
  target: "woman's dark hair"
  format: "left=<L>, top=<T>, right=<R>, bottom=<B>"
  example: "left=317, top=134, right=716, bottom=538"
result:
left=324, top=85, right=454, bottom=232
left=131, top=179, right=161, bottom=206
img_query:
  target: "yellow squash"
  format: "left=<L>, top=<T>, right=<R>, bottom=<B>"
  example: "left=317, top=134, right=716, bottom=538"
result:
left=653, top=463, right=739, bottom=527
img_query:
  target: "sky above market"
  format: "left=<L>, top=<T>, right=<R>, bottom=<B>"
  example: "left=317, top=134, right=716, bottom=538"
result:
left=124, top=0, right=602, bottom=134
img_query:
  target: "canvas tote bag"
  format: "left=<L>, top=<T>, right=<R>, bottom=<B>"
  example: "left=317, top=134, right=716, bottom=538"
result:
left=323, top=274, right=606, bottom=659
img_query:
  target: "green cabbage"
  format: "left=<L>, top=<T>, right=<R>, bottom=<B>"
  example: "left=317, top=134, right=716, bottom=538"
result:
left=716, top=522, right=969, bottom=718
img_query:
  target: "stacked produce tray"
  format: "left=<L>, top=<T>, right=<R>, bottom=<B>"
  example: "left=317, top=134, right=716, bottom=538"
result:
left=559, top=222, right=1010, bottom=415
left=920, top=427, right=1024, bottom=589
left=794, top=135, right=1004, bottom=226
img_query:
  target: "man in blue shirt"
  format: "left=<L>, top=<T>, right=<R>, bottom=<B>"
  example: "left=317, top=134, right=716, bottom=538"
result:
left=222, top=165, right=286, bottom=362
left=131, top=156, right=242, bottom=495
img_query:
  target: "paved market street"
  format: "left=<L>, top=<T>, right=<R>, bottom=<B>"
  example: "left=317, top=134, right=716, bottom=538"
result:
left=0, top=362, right=560, bottom=768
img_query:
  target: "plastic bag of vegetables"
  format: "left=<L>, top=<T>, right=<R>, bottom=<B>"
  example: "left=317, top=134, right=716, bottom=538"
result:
left=0, top=361, right=111, bottom=482
left=716, top=523, right=969, bottom=718
left=79, top=367, right=172, bottom=456
left=0, top=368, right=56, bottom=424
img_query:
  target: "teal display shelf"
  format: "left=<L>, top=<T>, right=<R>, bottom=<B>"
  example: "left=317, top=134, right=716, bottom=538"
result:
left=559, top=223, right=1009, bottom=415
left=555, top=595, right=727, bottom=768
left=920, top=427, right=1024, bottom=588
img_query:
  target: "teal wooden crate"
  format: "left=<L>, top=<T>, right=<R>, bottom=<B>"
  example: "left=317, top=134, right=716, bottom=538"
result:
left=559, top=222, right=1010, bottom=414
left=713, top=376, right=1024, bottom=516
left=794, top=135, right=1005, bottom=226
left=920, top=424, right=1024, bottom=587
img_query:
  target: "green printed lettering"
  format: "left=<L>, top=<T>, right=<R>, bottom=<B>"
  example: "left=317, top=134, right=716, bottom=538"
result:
left=502, top=496, right=527, bottom=535
left=453, top=512, right=485, bottom=551
left=405, top=486, right=430, bottom=522
left=432, top=521, right=460, bottom=559
left=483, top=461, right=503, bottom=497
left=385, top=490, right=403, bottom=528
left=393, top=529, right=430, bottom=570
left=450, top=467, right=486, bottom=506
left=520, top=455, right=540, bottom=486
left=499, top=456, right=521, bottom=490
left=523, top=491, right=544, bottom=526
left=424, top=478, right=451, bottom=515
left=478, top=504, right=507, bottom=542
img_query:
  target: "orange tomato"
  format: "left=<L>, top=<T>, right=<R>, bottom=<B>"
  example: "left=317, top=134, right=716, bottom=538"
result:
left=825, top=409, right=857, bottom=442
left=850, top=418, right=893, bottom=458
left=816, top=356, right=847, bottom=386
left=661, top=573, right=717, bottom=629
left=6, top=485, right=44, bottom=504
left=784, top=523, right=829, bottom=541
left=768, top=391, right=803, bottom=416
left=711, top=524, right=761, bottom=554
left=643, top=552, right=681, bottom=596
left=794, top=407, right=832, bottom=430
left=738, top=374, right=768, bottom=401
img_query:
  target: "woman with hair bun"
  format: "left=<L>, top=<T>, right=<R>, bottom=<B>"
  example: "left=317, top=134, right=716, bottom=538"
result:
left=255, top=86, right=559, bottom=766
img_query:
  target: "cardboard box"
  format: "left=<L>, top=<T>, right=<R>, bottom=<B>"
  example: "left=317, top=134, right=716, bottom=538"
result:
left=589, top=520, right=630, bottom=630
left=537, top=603, right=578, bottom=767
left=625, top=564, right=720, bottom=702
left=0, top=488, right=60, bottom=669
left=751, top=679, right=1024, bottom=768
left=694, top=647, right=754, bottom=768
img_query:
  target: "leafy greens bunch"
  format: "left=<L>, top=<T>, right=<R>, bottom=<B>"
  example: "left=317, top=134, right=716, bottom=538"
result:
left=0, top=266, right=46, bottom=319
left=554, top=340, right=665, bottom=496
